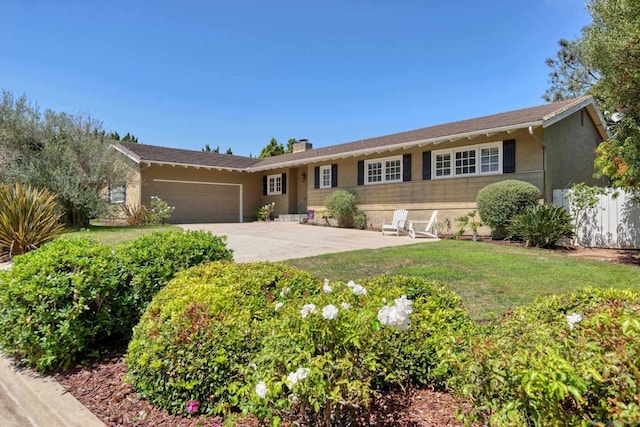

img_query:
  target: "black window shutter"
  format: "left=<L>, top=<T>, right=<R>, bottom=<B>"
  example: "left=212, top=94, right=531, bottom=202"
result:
left=263, top=176, right=267, bottom=195
left=503, top=140, right=516, bottom=174
left=281, top=173, right=287, bottom=194
left=314, top=166, right=320, bottom=189
left=402, top=154, right=411, bottom=182
left=331, top=164, right=338, bottom=187
left=422, top=151, right=432, bottom=180
left=357, top=160, right=364, bottom=186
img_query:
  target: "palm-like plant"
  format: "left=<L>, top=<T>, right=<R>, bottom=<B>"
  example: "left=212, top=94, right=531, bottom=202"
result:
left=0, top=183, right=64, bottom=257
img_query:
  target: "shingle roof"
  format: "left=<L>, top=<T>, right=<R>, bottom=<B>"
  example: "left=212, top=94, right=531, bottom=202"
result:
left=114, top=96, right=605, bottom=172
left=114, top=142, right=260, bottom=170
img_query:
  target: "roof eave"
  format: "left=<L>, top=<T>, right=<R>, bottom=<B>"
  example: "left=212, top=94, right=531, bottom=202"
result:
left=139, top=159, right=249, bottom=173
left=541, top=97, right=610, bottom=140
left=250, top=120, right=544, bottom=171
left=110, top=144, right=141, bottom=163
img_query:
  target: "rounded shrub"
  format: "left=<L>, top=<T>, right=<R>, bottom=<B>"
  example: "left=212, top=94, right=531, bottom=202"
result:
left=125, top=262, right=320, bottom=416
left=476, top=180, right=541, bottom=238
left=324, top=189, right=358, bottom=228
left=243, top=275, right=476, bottom=425
left=0, top=238, right=123, bottom=371
left=447, top=287, right=640, bottom=426
left=508, top=204, right=574, bottom=248
left=116, top=230, right=233, bottom=322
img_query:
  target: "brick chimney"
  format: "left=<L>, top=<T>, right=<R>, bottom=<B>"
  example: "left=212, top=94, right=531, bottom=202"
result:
left=292, top=139, right=312, bottom=153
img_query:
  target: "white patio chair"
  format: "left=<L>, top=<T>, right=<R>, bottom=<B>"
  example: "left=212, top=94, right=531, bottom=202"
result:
left=408, top=210, right=439, bottom=239
left=381, top=209, right=409, bottom=236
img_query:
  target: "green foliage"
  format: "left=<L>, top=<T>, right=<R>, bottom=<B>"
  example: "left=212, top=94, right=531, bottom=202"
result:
left=147, top=196, right=175, bottom=224
left=125, top=262, right=320, bottom=416
left=542, top=38, right=598, bottom=102
left=324, top=190, right=358, bottom=228
left=447, top=287, right=640, bottom=426
left=116, top=231, right=233, bottom=322
left=454, top=210, right=482, bottom=240
left=120, top=203, right=150, bottom=226
left=0, top=238, right=124, bottom=371
left=0, top=230, right=232, bottom=371
left=0, top=183, right=64, bottom=257
left=255, top=202, right=275, bottom=221
left=244, top=276, right=475, bottom=425
left=476, top=180, right=541, bottom=238
left=353, top=209, right=367, bottom=229
left=508, top=204, right=574, bottom=248
left=0, top=90, right=133, bottom=226
left=566, top=183, right=606, bottom=242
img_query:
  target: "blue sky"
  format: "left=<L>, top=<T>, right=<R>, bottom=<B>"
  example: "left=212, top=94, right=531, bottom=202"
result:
left=1, top=0, right=591, bottom=157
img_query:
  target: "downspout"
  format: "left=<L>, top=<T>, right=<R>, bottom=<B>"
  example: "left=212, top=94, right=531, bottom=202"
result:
left=529, top=125, right=546, bottom=201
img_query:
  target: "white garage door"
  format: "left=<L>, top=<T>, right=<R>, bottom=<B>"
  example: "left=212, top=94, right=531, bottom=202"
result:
left=152, top=179, right=242, bottom=223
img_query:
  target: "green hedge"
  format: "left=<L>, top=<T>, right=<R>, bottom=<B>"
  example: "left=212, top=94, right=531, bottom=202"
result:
left=447, top=287, right=640, bottom=426
left=125, top=266, right=476, bottom=424
left=476, top=180, right=541, bottom=238
left=0, top=231, right=233, bottom=371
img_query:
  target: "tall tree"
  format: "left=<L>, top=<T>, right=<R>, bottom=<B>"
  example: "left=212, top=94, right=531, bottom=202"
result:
left=225, top=147, right=233, bottom=155
left=583, top=0, right=640, bottom=190
left=258, top=137, right=285, bottom=158
left=286, top=138, right=296, bottom=154
left=542, top=39, right=598, bottom=102
left=202, top=144, right=220, bottom=153
left=0, top=90, right=133, bottom=226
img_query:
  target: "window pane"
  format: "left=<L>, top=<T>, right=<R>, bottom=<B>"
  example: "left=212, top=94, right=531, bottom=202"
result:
left=481, top=147, right=499, bottom=173
left=455, top=150, right=476, bottom=175
left=109, top=183, right=126, bottom=204
left=385, top=159, right=401, bottom=181
left=321, top=167, right=331, bottom=188
left=367, top=162, right=382, bottom=183
left=435, top=153, right=451, bottom=177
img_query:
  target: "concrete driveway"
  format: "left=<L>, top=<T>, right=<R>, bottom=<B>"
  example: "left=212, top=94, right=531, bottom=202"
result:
left=179, top=222, right=436, bottom=262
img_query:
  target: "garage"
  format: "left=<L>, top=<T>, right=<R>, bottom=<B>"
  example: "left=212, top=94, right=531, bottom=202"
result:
left=152, top=179, right=242, bottom=223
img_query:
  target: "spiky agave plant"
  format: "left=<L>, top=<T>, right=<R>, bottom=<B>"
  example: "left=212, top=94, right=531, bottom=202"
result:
left=0, top=183, right=64, bottom=257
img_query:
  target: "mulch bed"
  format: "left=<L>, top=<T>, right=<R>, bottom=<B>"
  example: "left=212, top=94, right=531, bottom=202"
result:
left=53, top=346, right=473, bottom=426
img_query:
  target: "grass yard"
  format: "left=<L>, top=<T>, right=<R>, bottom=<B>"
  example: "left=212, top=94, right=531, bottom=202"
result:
left=62, top=224, right=181, bottom=246
left=286, top=240, right=640, bottom=322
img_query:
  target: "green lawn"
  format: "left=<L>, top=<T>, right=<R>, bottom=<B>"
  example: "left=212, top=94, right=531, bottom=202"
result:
left=61, top=224, right=181, bottom=246
left=285, top=240, right=640, bottom=323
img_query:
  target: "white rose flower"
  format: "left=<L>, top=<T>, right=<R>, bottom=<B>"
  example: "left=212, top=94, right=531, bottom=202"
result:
left=295, top=367, right=311, bottom=380
left=300, top=303, right=317, bottom=318
left=352, top=284, right=367, bottom=296
left=249, top=363, right=257, bottom=371
left=255, top=381, right=268, bottom=399
left=377, top=295, right=413, bottom=331
left=340, top=302, right=351, bottom=310
left=347, top=280, right=356, bottom=288
left=286, top=371, right=299, bottom=389
left=275, top=302, right=284, bottom=311
left=323, top=278, right=332, bottom=294
left=280, top=287, right=291, bottom=298
left=322, top=304, right=339, bottom=320
left=566, top=313, right=583, bottom=330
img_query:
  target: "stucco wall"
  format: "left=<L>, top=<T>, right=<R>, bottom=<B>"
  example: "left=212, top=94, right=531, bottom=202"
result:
left=543, top=108, right=607, bottom=201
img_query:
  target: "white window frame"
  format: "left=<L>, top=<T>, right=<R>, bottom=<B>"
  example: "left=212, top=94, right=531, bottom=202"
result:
left=432, top=141, right=503, bottom=179
left=108, top=183, right=126, bottom=204
left=364, top=155, right=403, bottom=185
left=267, top=174, right=282, bottom=195
left=319, top=165, right=332, bottom=189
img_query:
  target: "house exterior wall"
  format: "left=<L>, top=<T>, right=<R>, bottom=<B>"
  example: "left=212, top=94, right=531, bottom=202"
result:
left=543, top=108, right=607, bottom=201
left=306, top=128, right=545, bottom=229
left=139, top=163, right=261, bottom=222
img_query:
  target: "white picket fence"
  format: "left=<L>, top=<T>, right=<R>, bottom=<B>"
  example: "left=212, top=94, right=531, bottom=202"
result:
left=553, top=188, right=640, bottom=249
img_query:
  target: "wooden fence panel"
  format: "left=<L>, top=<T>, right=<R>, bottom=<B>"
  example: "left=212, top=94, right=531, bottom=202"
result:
left=553, top=188, right=640, bottom=249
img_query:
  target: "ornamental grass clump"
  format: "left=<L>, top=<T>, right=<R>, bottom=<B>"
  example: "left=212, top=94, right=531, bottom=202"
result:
left=242, top=275, right=475, bottom=426
left=125, top=262, right=320, bottom=417
left=447, top=287, right=640, bottom=426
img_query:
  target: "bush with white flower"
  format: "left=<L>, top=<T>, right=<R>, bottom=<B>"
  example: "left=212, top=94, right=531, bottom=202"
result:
left=241, top=275, right=475, bottom=426
left=125, top=262, right=319, bottom=416
left=447, top=287, right=640, bottom=426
